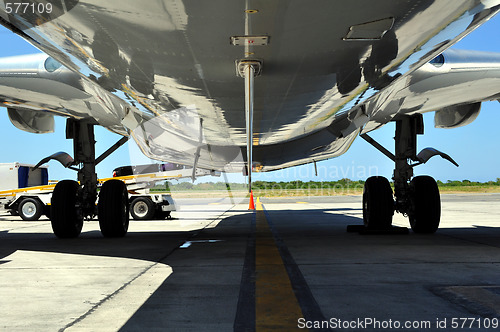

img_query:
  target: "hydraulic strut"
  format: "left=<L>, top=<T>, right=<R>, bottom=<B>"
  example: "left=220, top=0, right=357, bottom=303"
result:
left=244, top=62, right=255, bottom=194
left=237, top=59, right=262, bottom=194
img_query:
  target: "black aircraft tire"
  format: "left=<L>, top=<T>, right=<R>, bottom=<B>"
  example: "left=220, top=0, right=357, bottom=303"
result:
left=98, top=180, right=129, bottom=237
left=51, top=180, right=83, bottom=238
left=363, top=176, right=394, bottom=229
left=409, top=176, right=440, bottom=234
left=130, top=197, right=155, bottom=220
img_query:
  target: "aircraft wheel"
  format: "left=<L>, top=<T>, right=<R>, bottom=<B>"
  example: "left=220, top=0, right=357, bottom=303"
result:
left=98, top=180, right=129, bottom=237
left=409, top=176, right=440, bottom=234
left=51, top=180, right=83, bottom=238
left=130, top=197, right=155, bottom=220
left=363, top=176, right=394, bottom=229
left=18, top=198, right=43, bottom=221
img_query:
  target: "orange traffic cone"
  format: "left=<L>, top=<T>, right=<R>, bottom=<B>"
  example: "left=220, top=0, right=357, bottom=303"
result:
left=248, top=190, right=255, bottom=210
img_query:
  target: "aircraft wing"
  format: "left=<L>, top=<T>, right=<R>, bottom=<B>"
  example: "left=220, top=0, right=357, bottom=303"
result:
left=0, top=1, right=500, bottom=172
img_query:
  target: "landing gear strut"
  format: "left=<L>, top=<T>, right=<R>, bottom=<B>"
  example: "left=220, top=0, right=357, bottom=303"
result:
left=50, top=119, right=129, bottom=238
left=392, top=115, right=441, bottom=233
left=360, top=115, right=456, bottom=234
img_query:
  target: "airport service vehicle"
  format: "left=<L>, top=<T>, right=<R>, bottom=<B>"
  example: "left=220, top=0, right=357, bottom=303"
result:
left=0, top=162, right=213, bottom=221
left=114, top=163, right=181, bottom=221
left=1, top=2, right=500, bottom=237
left=112, top=163, right=218, bottom=220
left=129, top=193, right=175, bottom=221
left=0, top=162, right=53, bottom=221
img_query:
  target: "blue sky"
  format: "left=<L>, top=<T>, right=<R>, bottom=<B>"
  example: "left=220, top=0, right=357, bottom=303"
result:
left=0, top=14, right=500, bottom=183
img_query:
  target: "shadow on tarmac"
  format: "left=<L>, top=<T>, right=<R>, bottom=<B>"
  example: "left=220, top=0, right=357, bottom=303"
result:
left=1, top=207, right=500, bottom=330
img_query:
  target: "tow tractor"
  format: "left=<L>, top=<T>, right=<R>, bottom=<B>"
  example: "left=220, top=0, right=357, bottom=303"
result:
left=0, top=162, right=216, bottom=221
left=111, top=163, right=218, bottom=220
left=0, top=163, right=52, bottom=221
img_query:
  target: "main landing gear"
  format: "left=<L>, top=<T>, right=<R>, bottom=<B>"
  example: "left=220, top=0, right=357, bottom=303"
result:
left=360, top=115, right=458, bottom=234
left=47, top=119, right=129, bottom=238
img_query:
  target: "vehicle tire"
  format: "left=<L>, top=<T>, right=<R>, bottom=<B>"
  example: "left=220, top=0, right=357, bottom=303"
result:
left=18, top=198, right=43, bottom=221
left=98, top=180, right=129, bottom=237
left=130, top=197, right=155, bottom=220
left=363, top=176, right=394, bottom=229
left=51, top=180, right=83, bottom=238
left=409, top=176, right=440, bottom=234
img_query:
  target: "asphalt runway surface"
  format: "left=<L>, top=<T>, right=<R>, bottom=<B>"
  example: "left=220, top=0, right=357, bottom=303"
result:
left=1, top=194, right=500, bottom=331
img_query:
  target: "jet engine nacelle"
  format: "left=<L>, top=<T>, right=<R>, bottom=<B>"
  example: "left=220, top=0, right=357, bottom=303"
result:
left=7, top=107, right=55, bottom=134
left=434, top=102, right=481, bottom=129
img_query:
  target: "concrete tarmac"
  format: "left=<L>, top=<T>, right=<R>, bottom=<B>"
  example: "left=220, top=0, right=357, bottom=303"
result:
left=1, top=194, right=500, bottom=331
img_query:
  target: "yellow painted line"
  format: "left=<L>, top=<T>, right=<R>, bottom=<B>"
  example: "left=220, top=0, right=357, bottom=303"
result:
left=256, top=198, right=263, bottom=211
left=255, top=199, right=305, bottom=330
left=296, top=202, right=308, bottom=204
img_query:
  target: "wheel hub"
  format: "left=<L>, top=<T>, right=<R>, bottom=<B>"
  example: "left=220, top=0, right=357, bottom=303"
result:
left=133, top=201, right=148, bottom=218
left=22, top=202, right=37, bottom=218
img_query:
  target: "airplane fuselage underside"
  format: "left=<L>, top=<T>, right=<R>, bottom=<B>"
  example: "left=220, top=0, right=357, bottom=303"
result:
left=0, top=1, right=499, bottom=172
